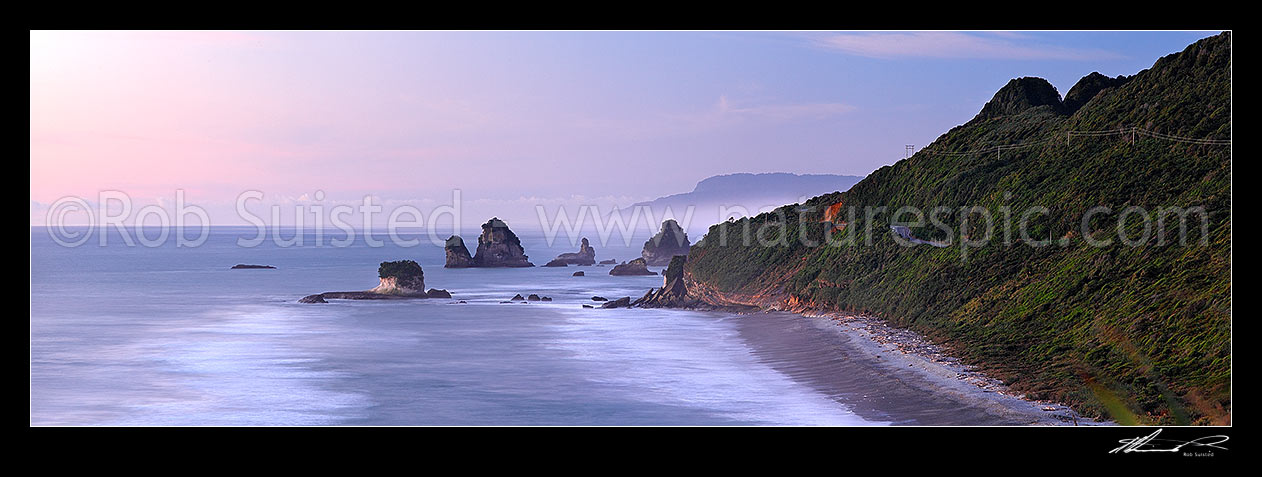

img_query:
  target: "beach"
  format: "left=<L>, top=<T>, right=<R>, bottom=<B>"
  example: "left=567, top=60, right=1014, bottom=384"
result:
left=735, top=310, right=1105, bottom=425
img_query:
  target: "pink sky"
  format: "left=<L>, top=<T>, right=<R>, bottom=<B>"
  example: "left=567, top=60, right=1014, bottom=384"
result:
left=31, top=30, right=1217, bottom=228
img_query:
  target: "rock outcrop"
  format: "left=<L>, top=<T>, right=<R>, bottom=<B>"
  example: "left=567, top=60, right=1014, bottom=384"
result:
left=368, top=260, right=427, bottom=296
left=600, top=297, right=631, bottom=308
left=609, top=258, right=655, bottom=276
left=543, top=259, right=568, bottom=267
left=975, top=77, right=1065, bottom=120
left=599, top=259, right=617, bottom=265
left=548, top=237, right=596, bottom=266
left=641, top=219, right=690, bottom=266
left=446, top=218, right=534, bottom=268
left=300, top=260, right=450, bottom=302
left=444, top=236, right=474, bottom=268
left=572, top=271, right=584, bottom=276
left=633, top=255, right=696, bottom=308
left=298, top=294, right=327, bottom=303
left=1063, top=72, right=1131, bottom=115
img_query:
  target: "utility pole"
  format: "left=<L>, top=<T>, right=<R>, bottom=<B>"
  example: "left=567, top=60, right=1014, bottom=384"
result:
left=905, top=144, right=914, bottom=158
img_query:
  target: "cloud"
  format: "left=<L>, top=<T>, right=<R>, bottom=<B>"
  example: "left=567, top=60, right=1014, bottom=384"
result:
left=813, top=32, right=1124, bottom=60
left=715, top=96, right=856, bottom=121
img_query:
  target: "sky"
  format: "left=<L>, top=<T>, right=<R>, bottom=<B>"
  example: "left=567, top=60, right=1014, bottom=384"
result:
left=30, top=30, right=1220, bottom=231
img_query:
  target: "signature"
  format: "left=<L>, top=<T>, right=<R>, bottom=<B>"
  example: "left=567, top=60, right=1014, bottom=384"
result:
left=1110, top=428, right=1229, bottom=454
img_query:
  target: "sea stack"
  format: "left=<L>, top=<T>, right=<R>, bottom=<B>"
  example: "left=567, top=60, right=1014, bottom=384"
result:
left=446, top=218, right=534, bottom=268
left=444, top=236, right=474, bottom=268
left=547, top=237, right=597, bottom=266
left=641, top=219, right=690, bottom=266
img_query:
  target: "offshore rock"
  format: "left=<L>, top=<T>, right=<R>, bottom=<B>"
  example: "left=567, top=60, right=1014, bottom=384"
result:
left=298, top=294, right=327, bottom=304
left=472, top=218, right=534, bottom=267
left=301, top=260, right=443, bottom=302
left=548, top=237, right=597, bottom=266
left=444, top=236, right=474, bottom=268
left=609, top=258, right=655, bottom=276
left=641, top=219, right=690, bottom=266
left=600, top=297, right=631, bottom=309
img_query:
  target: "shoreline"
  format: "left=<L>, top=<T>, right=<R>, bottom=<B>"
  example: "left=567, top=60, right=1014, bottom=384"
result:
left=787, top=309, right=1110, bottom=425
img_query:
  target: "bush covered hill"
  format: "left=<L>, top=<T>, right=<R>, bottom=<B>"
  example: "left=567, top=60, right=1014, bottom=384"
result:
left=686, top=32, right=1230, bottom=424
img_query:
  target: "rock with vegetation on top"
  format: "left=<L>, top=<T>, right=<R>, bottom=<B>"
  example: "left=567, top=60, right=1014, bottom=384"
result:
left=301, top=260, right=442, bottom=302
left=641, top=219, right=690, bottom=266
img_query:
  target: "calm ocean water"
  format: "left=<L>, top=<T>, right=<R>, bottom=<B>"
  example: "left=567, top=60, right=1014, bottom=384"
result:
left=31, top=226, right=886, bottom=426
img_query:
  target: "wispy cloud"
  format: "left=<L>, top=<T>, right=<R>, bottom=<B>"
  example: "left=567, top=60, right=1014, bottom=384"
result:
left=715, top=96, right=856, bottom=121
left=812, top=32, right=1125, bottom=60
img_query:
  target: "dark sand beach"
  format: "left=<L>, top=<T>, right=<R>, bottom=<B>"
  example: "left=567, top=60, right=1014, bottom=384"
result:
left=734, top=311, right=1108, bottom=425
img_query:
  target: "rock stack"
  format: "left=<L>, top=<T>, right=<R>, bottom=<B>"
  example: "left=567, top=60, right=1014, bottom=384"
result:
left=641, top=219, right=690, bottom=266
left=445, top=218, right=534, bottom=268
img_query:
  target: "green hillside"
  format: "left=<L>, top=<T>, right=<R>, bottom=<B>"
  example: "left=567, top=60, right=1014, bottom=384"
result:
left=687, top=32, right=1231, bottom=424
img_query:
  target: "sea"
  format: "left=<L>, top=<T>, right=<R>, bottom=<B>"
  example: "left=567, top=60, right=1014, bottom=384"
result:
left=30, top=226, right=1025, bottom=426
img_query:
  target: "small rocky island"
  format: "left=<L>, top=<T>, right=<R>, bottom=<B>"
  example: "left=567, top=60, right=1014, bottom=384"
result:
left=299, top=260, right=451, bottom=303
left=231, top=264, right=276, bottom=269
left=641, top=219, right=690, bottom=266
left=543, top=237, right=596, bottom=267
left=609, top=258, right=656, bottom=276
left=445, top=218, right=534, bottom=268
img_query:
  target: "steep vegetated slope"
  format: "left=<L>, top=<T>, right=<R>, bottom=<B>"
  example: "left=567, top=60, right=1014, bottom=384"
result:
left=686, top=33, right=1230, bottom=424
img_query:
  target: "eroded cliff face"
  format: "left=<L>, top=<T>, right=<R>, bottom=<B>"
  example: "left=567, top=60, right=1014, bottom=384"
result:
left=633, top=256, right=762, bottom=312
left=634, top=255, right=691, bottom=308
left=368, top=275, right=427, bottom=296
